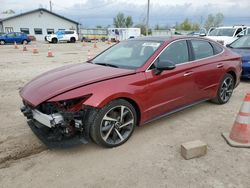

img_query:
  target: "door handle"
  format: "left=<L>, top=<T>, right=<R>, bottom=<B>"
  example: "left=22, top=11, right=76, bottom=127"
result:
left=217, top=64, right=223, bottom=68
left=184, top=72, right=193, bottom=77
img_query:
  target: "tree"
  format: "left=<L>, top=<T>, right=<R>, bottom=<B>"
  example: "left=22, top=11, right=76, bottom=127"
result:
left=134, top=23, right=146, bottom=35
left=113, top=12, right=133, bottom=28
left=125, top=16, right=133, bottom=28
left=180, top=18, right=192, bottom=31
left=204, top=13, right=224, bottom=30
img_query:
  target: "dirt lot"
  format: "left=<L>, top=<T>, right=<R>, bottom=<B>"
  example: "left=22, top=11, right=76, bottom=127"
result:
left=0, top=41, right=249, bottom=188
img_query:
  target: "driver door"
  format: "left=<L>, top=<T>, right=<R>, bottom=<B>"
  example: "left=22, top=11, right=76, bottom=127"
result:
left=144, top=40, right=196, bottom=120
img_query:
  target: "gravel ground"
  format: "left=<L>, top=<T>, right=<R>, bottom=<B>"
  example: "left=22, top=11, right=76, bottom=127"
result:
left=0, top=41, right=249, bottom=188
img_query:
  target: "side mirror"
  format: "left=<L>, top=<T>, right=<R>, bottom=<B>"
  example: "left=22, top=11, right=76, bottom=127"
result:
left=199, top=33, right=206, bottom=37
left=155, top=60, right=176, bottom=75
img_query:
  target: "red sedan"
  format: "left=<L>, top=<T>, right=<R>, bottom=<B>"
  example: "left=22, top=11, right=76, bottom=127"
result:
left=20, top=36, right=242, bottom=148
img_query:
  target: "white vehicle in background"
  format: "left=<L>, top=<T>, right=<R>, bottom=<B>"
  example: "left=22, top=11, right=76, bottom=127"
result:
left=107, top=28, right=141, bottom=42
left=206, top=26, right=246, bottom=46
left=45, top=30, right=78, bottom=43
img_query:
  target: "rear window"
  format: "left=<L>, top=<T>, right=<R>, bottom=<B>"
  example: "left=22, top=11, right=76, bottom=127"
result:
left=191, top=40, right=214, bottom=60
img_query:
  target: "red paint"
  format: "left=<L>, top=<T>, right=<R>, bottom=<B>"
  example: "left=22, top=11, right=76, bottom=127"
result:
left=20, top=36, right=242, bottom=125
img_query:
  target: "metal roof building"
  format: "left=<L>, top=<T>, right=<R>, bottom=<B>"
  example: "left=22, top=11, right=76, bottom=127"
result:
left=0, top=8, right=79, bottom=40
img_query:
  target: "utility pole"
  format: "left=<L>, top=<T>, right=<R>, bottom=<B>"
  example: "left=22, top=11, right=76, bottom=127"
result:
left=146, top=0, right=150, bottom=36
left=49, top=0, right=52, bottom=12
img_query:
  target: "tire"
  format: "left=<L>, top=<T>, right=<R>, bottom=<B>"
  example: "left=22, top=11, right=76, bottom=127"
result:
left=0, top=40, right=5, bottom=45
left=22, top=39, right=28, bottom=44
left=211, top=73, right=235, bottom=104
left=90, top=99, right=137, bottom=147
left=52, top=38, right=58, bottom=43
left=70, top=37, right=76, bottom=43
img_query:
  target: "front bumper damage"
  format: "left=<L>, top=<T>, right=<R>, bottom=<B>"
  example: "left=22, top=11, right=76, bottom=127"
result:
left=20, top=104, right=97, bottom=148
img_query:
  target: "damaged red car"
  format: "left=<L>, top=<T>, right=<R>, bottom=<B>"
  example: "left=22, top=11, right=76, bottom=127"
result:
left=20, top=36, right=242, bottom=148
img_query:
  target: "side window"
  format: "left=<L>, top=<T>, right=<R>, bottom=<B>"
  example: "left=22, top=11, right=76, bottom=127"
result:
left=65, top=31, right=74, bottom=35
left=158, top=40, right=189, bottom=65
left=235, top=28, right=242, bottom=36
left=211, top=43, right=223, bottom=55
left=191, top=40, right=213, bottom=60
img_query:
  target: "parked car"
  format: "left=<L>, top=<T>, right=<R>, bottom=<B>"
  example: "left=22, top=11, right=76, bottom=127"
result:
left=45, top=30, right=78, bottom=43
left=227, top=35, right=250, bottom=79
left=206, top=26, right=246, bottom=46
left=187, top=28, right=207, bottom=36
left=81, top=36, right=92, bottom=43
left=20, top=36, right=242, bottom=148
left=0, top=32, right=30, bottom=45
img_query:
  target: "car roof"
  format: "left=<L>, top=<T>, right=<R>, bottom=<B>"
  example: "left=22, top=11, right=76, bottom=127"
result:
left=130, top=35, right=211, bottom=43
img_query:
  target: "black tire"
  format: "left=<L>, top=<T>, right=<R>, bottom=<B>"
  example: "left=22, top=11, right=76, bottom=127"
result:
left=90, top=99, right=137, bottom=147
left=22, top=39, right=28, bottom=44
left=0, top=40, right=5, bottom=45
left=70, top=37, right=76, bottom=43
left=211, top=73, right=235, bottom=104
left=52, top=38, right=58, bottom=43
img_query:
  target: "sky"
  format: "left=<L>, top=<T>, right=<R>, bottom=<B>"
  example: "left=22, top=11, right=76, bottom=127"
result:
left=1, top=0, right=250, bottom=28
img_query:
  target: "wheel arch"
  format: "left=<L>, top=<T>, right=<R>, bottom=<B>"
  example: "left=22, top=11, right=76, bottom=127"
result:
left=118, top=97, right=141, bottom=126
left=226, top=70, right=237, bottom=87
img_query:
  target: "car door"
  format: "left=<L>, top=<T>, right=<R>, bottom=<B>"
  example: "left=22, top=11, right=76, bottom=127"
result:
left=144, top=40, right=196, bottom=120
left=6, top=33, right=16, bottom=43
left=188, top=39, right=224, bottom=100
left=15, top=33, right=23, bottom=43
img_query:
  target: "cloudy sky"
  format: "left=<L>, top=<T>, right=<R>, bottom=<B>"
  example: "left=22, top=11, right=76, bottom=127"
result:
left=1, top=0, right=250, bottom=27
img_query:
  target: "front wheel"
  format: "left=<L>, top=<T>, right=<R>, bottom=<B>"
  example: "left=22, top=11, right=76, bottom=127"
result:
left=22, top=39, right=28, bottom=44
left=90, top=99, right=137, bottom=147
left=211, top=73, right=235, bottom=104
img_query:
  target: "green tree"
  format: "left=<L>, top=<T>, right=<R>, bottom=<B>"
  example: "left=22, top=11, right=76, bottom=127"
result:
left=125, top=16, right=133, bottom=27
left=134, top=23, right=146, bottom=35
left=113, top=12, right=133, bottom=28
left=180, top=18, right=192, bottom=31
left=204, top=13, right=224, bottom=30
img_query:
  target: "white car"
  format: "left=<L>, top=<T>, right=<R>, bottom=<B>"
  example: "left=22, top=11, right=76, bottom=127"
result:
left=206, top=26, right=246, bottom=46
left=45, top=30, right=78, bottom=43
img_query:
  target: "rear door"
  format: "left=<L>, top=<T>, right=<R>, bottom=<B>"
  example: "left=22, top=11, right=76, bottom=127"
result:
left=188, top=39, right=224, bottom=100
left=144, top=40, right=197, bottom=120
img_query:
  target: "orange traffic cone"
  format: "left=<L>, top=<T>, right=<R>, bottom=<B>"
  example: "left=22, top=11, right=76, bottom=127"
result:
left=93, top=37, right=97, bottom=48
left=82, top=40, right=86, bottom=47
left=222, top=93, right=250, bottom=148
left=47, top=45, right=53, bottom=57
left=23, top=43, right=27, bottom=51
left=87, top=49, right=91, bottom=61
left=32, top=44, right=39, bottom=54
left=14, top=41, right=18, bottom=49
left=107, top=38, right=111, bottom=45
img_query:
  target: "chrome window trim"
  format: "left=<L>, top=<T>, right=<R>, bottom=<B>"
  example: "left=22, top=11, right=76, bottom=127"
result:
left=145, top=38, right=225, bottom=72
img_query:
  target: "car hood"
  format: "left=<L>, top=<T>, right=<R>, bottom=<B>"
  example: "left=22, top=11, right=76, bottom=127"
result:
left=230, top=48, right=250, bottom=63
left=20, top=63, right=135, bottom=106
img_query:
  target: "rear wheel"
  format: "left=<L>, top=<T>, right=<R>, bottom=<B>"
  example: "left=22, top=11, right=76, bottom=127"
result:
left=52, top=38, right=58, bottom=43
left=211, top=73, right=235, bottom=104
left=0, top=40, right=5, bottom=45
left=90, top=99, right=137, bottom=147
left=70, top=37, right=76, bottom=43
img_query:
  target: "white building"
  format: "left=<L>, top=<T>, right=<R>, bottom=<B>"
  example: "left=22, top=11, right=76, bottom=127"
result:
left=0, top=8, right=79, bottom=40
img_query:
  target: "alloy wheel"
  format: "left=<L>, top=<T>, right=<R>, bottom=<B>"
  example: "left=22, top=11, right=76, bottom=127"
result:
left=220, top=76, right=234, bottom=102
left=100, top=105, right=135, bottom=145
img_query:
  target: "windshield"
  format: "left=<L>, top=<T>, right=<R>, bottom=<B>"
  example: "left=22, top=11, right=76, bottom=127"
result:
left=208, top=28, right=236, bottom=37
left=230, top=36, right=250, bottom=49
left=92, top=40, right=162, bottom=69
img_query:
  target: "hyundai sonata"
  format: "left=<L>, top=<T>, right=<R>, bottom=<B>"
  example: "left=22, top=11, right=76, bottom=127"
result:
left=20, top=36, right=242, bottom=147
